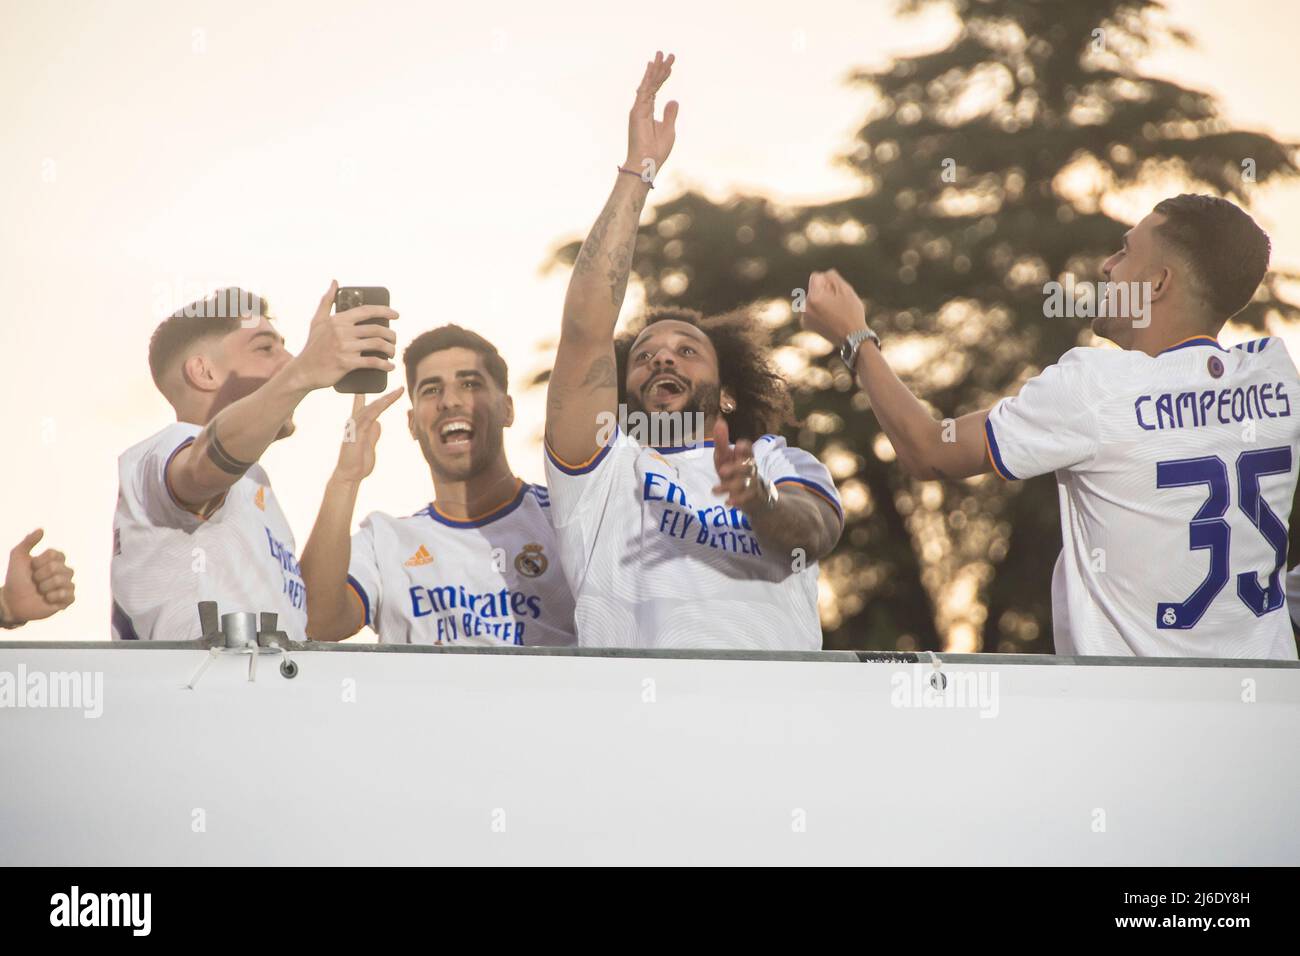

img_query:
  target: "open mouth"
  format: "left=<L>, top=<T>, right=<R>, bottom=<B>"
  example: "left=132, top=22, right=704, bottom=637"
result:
left=645, top=374, right=688, bottom=403
left=438, top=419, right=475, bottom=447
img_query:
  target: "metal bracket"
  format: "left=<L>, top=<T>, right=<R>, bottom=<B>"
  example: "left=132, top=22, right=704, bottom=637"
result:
left=185, top=603, right=300, bottom=689
left=925, top=650, right=947, bottom=691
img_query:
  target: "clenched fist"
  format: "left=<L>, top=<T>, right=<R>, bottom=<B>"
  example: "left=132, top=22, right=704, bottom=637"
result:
left=1, top=529, right=74, bottom=628
left=802, top=269, right=868, bottom=346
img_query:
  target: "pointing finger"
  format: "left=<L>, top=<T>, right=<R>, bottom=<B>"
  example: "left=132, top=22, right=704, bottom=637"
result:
left=364, top=387, right=405, bottom=420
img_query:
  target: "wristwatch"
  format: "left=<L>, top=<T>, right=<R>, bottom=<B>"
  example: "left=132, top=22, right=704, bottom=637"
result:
left=839, top=327, right=881, bottom=369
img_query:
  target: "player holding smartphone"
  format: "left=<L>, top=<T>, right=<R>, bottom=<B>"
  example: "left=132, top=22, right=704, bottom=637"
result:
left=110, top=283, right=398, bottom=641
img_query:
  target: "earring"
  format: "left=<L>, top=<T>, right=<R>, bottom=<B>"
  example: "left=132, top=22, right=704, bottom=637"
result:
left=721, top=400, right=735, bottom=413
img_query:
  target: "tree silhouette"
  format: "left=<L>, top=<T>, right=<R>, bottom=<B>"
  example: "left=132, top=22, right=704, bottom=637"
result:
left=539, top=0, right=1300, bottom=652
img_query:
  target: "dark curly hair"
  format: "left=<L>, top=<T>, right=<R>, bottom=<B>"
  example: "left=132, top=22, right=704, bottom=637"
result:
left=614, top=306, right=795, bottom=442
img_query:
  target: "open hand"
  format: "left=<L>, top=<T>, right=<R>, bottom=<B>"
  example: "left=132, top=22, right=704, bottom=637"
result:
left=626, top=52, right=679, bottom=183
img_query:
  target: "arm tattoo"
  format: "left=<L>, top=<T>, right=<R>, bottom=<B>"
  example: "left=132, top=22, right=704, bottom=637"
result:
left=574, top=199, right=616, bottom=278
left=607, top=237, right=634, bottom=306
left=573, top=189, right=647, bottom=307
left=580, top=356, right=617, bottom=390
left=205, top=423, right=254, bottom=476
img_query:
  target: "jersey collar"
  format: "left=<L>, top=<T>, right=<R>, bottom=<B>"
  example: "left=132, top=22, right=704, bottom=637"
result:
left=1159, top=334, right=1225, bottom=355
left=425, top=480, right=527, bottom=529
left=653, top=441, right=715, bottom=455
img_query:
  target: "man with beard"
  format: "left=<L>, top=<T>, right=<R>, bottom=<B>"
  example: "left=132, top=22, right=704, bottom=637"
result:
left=300, top=326, right=576, bottom=646
left=802, top=195, right=1299, bottom=660
left=112, top=283, right=398, bottom=641
left=544, top=52, right=843, bottom=651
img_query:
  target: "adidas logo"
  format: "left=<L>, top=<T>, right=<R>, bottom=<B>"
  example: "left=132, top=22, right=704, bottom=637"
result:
left=405, top=544, right=433, bottom=567
left=254, top=486, right=266, bottom=511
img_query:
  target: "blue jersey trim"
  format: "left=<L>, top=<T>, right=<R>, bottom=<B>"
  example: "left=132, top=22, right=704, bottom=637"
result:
left=423, top=481, right=529, bottom=529
left=163, top=436, right=197, bottom=511
left=346, top=575, right=371, bottom=627
left=773, top=477, right=844, bottom=522
left=655, top=440, right=715, bottom=454
left=1234, top=337, right=1270, bottom=354
left=984, top=418, right=1019, bottom=480
left=111, top=600, right=141, bottom=641
left=545, top=427, right=617, bottom=476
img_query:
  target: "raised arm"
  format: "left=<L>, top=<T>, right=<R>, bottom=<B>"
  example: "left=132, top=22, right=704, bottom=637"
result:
left=168, top=282, right=399, bottom=513
left=545, top=52, right=679, bottom=465
left=301, top=389, right=404, bottom=641
left=803, top=270, right=992, bottom=482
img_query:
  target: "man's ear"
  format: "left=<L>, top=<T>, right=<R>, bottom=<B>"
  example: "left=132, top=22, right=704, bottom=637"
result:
left=1150, top=266, right=1171, bottom=303
left=720, top=386, right=737, bottom=414
left=407, top=408, right=417, bottom=440
left=503, top=395, right=515, bottom=428
left=181, top=353, right=220, bottom=393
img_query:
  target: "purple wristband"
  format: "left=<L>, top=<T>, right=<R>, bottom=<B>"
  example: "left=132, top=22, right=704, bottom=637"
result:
left=617, top=165, right=654, bottom=188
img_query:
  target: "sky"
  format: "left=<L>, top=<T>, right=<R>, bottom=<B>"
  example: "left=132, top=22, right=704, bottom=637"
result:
left=3, top=0, right=1299, bottom=642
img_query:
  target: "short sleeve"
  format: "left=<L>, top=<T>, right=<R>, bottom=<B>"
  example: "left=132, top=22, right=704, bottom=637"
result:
left=346, top=515, right=382, bottom=629
left=984, top=348, right=1099, bottom=480
left=755, top=435, right=844, bottom=526
left=543, top=428, right=629, bottom=529
left=134, top=422, right=208, bottom=531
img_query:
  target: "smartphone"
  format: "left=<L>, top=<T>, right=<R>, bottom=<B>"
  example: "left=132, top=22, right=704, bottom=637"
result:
left=333, top=286, right=391, bottom=394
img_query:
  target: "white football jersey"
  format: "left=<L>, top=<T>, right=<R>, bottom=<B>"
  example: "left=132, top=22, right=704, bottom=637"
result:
left=346, top=482, right=576, bottom=646
left=1286, top=564, right=1300, bottom=630
left=544, top=431, right=842, bottom=650
left=985, top=335, right=1300, bottom=659
left=111, top=423, right=307, bottom=641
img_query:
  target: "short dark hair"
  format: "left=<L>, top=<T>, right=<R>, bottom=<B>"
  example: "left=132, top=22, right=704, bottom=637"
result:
left=148, top=287, right=269, bottom=390
left=1152, top=194, right=1270, bottom=321
left=614, top=306, right=795, bottom=442
left=404, top=325, right=509, bottom=393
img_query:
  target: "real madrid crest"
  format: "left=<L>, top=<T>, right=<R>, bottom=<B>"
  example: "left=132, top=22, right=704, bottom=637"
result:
left=515, top=542, right=548, bottom=577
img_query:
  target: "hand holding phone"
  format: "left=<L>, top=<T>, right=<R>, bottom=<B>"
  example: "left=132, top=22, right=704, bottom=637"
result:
left=333, top=286, right=394, bottom=394
left=291, top=283, right=398, bottom=394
